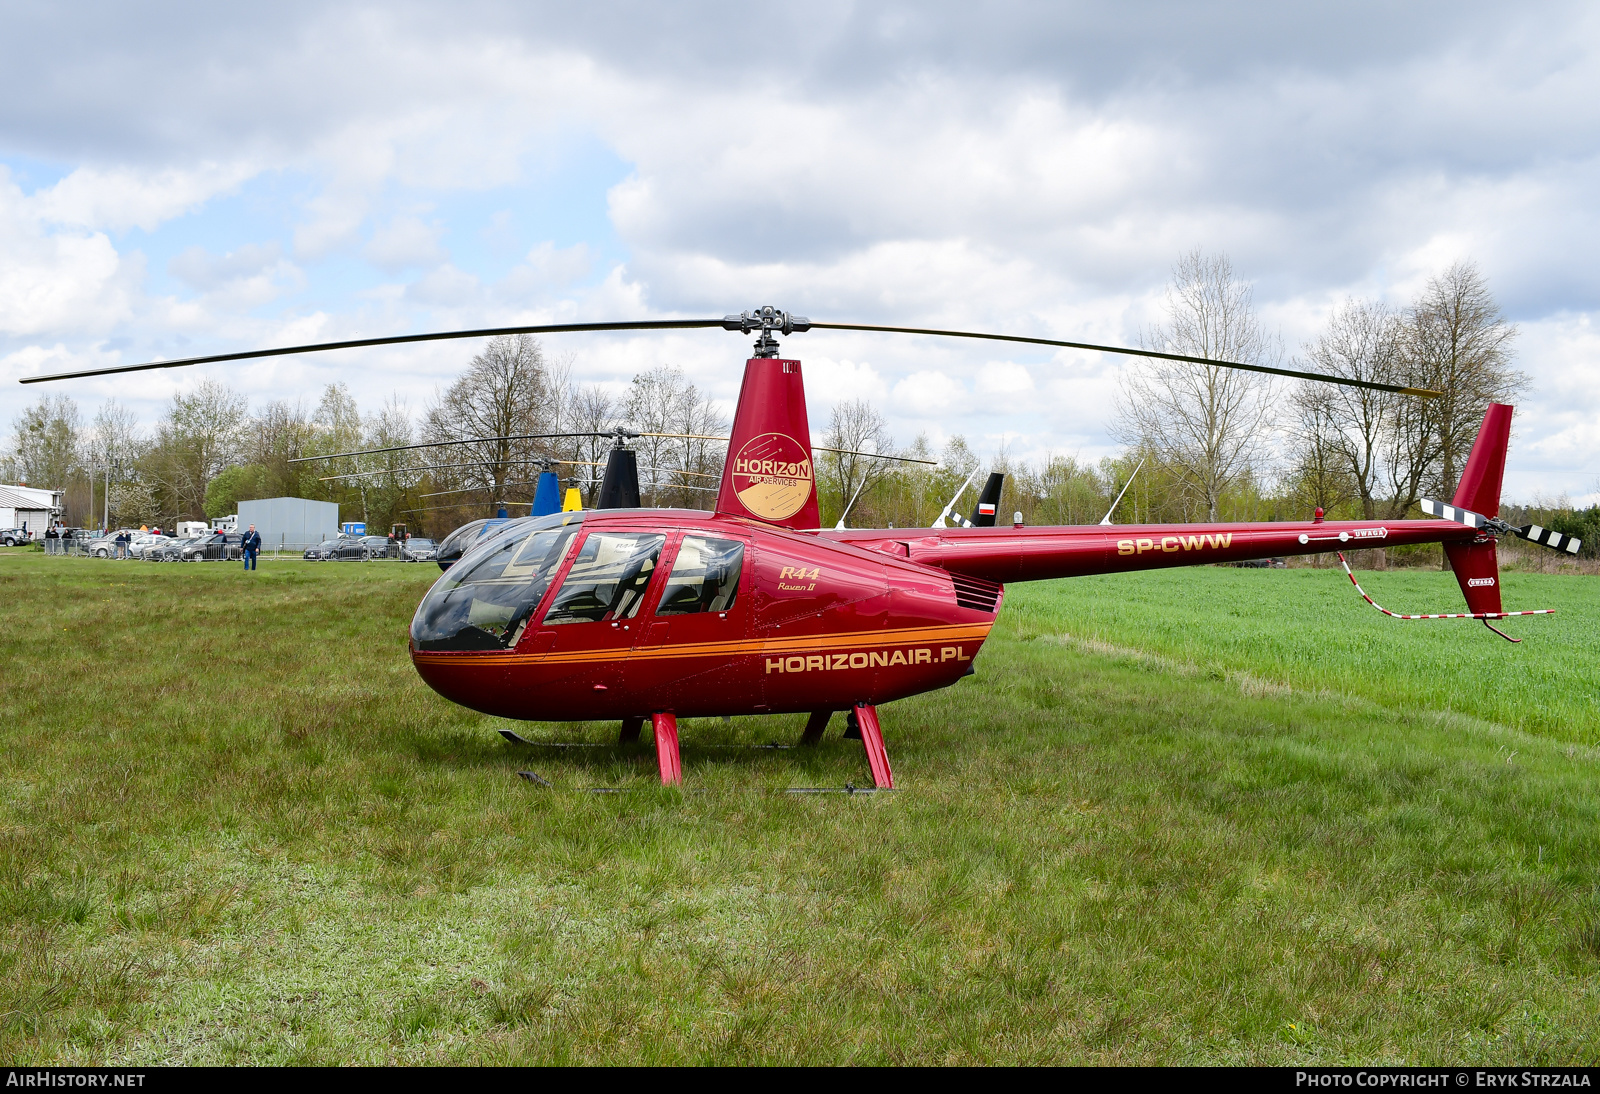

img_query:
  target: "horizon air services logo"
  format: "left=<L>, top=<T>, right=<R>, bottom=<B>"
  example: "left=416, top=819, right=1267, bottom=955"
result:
left=731, top=432, right=813, bottom=521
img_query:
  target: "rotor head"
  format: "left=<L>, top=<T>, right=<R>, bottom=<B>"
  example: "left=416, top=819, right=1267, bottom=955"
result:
left=722, top=306, right=811, bottom=357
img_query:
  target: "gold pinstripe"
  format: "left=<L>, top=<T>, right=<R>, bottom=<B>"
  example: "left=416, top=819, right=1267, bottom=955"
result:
left=411, top=622, right=994, bottom=667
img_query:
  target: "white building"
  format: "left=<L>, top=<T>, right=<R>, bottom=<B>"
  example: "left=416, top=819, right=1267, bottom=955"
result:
left=0, top=484, right=62, bottom=536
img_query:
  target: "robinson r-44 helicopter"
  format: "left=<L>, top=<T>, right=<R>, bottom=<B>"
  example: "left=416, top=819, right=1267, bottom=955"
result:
left=26, top=307, right=1581, bottom=788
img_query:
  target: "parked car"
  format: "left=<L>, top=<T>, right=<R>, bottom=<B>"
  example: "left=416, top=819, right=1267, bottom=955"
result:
left=303, top=533, right=365, bottom=560
left=398, top=537, right=437, bottom=562
left=128, top=534, right=172, bottom=559
left=147, top=536, right=202, bottom=561
left=1, top=528, right=31, bottom=546
left=85, top=531, right=121, bottom=557
left=181, top=532, right=244, bottom=561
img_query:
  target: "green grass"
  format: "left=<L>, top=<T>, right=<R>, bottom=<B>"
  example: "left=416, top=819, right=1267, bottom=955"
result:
left=1009, top=565, right=1600, bottom=744
left=2, top=551, right=1599, bottom=1064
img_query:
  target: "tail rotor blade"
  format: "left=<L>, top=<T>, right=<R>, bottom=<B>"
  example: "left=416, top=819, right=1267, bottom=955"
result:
left=1421, top=498, right=1582, bottom=556
left=1514, top=524, right=1583, bottom=555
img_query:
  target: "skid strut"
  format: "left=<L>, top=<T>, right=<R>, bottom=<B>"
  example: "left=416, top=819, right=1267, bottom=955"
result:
left=852, top=703, right=894, bottom=789
left=652, top=712, right=682, bottom=785
left=619, top=716, right=643, bottom=744
left=800, top=710, right=832, bottom=746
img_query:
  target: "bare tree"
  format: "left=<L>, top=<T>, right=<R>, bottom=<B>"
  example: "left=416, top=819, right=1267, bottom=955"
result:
left=558, top=384, right=619, bottom=504
left=86, top=399, right=143, bottom=526
left=820, top=398, right=893, bottom=524
left=624, top=365, right=725, bottom=508
left=142, top=380, right=248, bottom=524
left=1404, top=261, right=1526, bottom=500
left=424, top=335, right=552, bottom=511
left=1285, top=389, right=1354, bottom=519
left=250, top=399, right=315, bottom=500
left=1294, top=298, right=1403, bottom=519
left=361, top=395, right=415, bottom=529
left=1115, top=251, right=1280, bottom=521
left=7, top=394, right=81, bottom=492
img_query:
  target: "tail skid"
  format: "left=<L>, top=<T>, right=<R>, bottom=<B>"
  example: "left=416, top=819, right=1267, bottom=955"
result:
left=1335, top=552, right=1553, bottom=642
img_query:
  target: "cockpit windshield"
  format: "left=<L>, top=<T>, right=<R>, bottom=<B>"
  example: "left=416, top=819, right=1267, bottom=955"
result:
left=410, top=513, right=585, bottom=651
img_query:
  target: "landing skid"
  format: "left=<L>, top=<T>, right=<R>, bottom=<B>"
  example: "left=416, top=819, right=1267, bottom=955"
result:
left=500, top=707, right=895, bottom=790
left=497, top=729, right=602, bottom=748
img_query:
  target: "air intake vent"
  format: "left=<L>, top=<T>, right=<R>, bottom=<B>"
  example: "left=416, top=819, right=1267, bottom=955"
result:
left=950, top=573, right=1002, bottom=614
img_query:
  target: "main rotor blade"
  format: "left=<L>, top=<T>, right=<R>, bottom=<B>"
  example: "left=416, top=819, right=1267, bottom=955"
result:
left=813, top=445, right=939, bottom=466
left=419, top=481, right=549, bottom=499
left=20, top=320, right=727, bottom=384
left=19, top=309, right=1441, bottom=398
left=318, top=456, right=576, bottom=480
left=292, top=429, right=734, bottom=464
left=289, top=432, right=604, bottom=463
left=808, top=322, right=1443, bottom=398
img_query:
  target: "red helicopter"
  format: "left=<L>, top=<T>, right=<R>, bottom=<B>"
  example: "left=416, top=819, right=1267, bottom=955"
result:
left=26, top=307, right=1581, bottom=788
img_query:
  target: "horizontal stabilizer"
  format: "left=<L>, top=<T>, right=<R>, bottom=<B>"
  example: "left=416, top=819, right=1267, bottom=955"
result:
left=1420, top=498, right=1489, bottom=529
left=1516, top=524, right=1582, bottom=555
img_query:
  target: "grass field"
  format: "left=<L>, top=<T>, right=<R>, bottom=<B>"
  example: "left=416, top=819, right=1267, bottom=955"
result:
left=2, top=551, right=1598, bottom=1065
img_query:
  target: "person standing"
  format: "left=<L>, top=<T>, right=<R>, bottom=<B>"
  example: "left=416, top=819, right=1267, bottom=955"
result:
left=242, top=523, right=262, bottom=571
left=115, top=529, right=131, bottom=559
left=44, top=523, right=58, bottom=556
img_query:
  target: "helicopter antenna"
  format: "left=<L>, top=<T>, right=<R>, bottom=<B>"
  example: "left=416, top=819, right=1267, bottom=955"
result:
left=932, top=467, right=982, bottom=529
left=1100, top=458, right=1145, bottom=525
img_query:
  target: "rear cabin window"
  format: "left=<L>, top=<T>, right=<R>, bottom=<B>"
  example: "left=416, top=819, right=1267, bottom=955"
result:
left=656, top=536, right=743, bottom=615
left=542, top=532, right=666, bottom=625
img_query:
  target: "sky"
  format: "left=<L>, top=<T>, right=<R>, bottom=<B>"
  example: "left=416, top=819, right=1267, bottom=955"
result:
left=1, top=1, right=1596, bottom=504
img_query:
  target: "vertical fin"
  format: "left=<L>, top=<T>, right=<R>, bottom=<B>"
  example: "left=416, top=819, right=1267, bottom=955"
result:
left=1445, top=404, right=1512, bottom=614
left=1444, top=540, right=1504, bottom=615
left=1451, top=403, right=1512, bottom=518
left=531, top=471, right=561, bottom=517
left=598, top=449, right=641, bottom=509
left=969, top=473, right=1005, bottom=527
left=715, top=358, right=820, bottom=531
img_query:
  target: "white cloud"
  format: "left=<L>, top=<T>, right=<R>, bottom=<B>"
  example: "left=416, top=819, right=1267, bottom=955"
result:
left=30, top=162, right=256, bottom=233
left=1, top=2, right=1597, bottom=504
left=405, top=264, right=481, bottom=307
left=892, top=369, right=966, bottom=417
left=0, top=170, right=134, bottom=338
left=363, top=215, right=446, bottom=271
left=801, top=357, right=888, bottom=409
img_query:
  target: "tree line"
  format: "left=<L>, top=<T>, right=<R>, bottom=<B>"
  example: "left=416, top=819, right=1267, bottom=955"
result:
left=1, top=337, right=730, bottom=540
left=5, top=252, right=1593, bottom=557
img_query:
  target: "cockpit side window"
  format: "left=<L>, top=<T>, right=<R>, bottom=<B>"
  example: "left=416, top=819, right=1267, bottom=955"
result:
left=410, top=525, right=579, bottom=651
left=656, top=536, right=743, bottom=616
left=542, top=532, right=666, bottom=625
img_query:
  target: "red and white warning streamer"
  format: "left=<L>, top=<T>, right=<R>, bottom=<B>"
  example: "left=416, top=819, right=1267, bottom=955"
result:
left=1335, top=552, right=1554, bottom=642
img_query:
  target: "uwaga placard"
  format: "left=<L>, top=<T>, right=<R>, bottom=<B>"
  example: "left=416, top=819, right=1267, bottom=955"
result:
left=731, top=432, right=814, bottom=521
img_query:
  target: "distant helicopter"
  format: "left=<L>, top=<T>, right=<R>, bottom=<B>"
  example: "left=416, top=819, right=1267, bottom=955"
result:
left=25, top=308, right=1580, bottom=789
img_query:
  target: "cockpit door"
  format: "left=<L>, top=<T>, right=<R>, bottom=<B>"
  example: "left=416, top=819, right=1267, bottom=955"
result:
left=630, top=531, right=755, bottom=715
left=520, top=529, right=667, bottom=702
